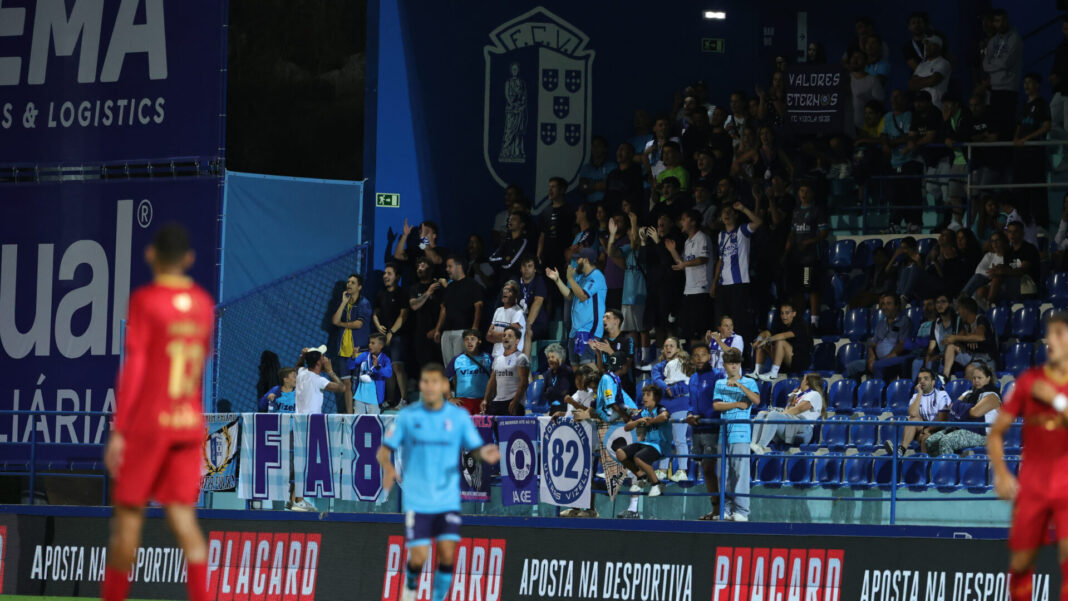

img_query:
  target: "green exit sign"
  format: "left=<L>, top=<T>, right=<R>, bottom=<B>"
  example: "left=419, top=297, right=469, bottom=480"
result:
left=376, top=192, right=400, bottom=208
left=701, top=38, right=725, bottom=53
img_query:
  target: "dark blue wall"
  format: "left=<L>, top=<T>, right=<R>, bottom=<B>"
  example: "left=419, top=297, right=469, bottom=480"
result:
left=365, top=0, right=1065, bottom=268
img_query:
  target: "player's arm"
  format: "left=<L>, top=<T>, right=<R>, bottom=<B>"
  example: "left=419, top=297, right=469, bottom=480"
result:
left=510, top=362, right=530, bottom=414
left=987, top=410, right=1018, bottom=500
left=482, top=370, right=497, bottom=413
left=107, top=298, right=149, bottom=477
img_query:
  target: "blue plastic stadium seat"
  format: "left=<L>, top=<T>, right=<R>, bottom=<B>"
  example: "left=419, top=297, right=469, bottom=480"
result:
left=854, top=238, right=882, bottom=268
left=526, top=380, right=547, bottom=413
left=872, top=454, right=895, bottom=489
left=1005, top=455, right=1021, bottom=477
left=987, top=306, right=1009, bottom=339
left=1010, top=306, right=1040, bottom=341
left=849, top=416, right=879, bottom=451
left=753, top=453, right=784, bottom=487
left=1001, top=380, right=1015, bottom=401
left=960, top=456, right=990, bottom=491
left=766, top=308, right=777, bottom=330
left=856, top=379, right=886, bottom=412
left=821, top=416, right=850, bottom=450
left=878, top=417, right=905, bottom=449
left=828, top=378, right=857, bottom=414
left=814, top=452, right=844, bottom=487
left=843, top=308, right=870, bottom=341
left=916, top=237, right=936, bottom=257
left=785, top=453, right=814, bottom=487
left=885, top=238, right=904, bottom=253
left=884, top=379, right=914, bottom=415
left=772, top=378, right=801, bottom=408
left=931, top=455, right=961, bottom=491
left=900, top=453, right=930, bottom=488
left=1002, top=342, right=1033, bottom=375
left=904, top=305, right=924, bottom=336
left=824, top=274, right=847, bottom=309
left=1003, top=419, right=1023, bottom=449
left=757, top=380, right=773, bottom=409
left=1049, top=272, right=1068, bottom=303
left=1035, top=341, right=1048, bottom=365
left=836, top=342, right=866, bottom=372
left=829, top=240, right=856, bottom=270
left=944, top=378, right=971, bottom=402
left=844, top=453, right=875, bottom=488
left=811, top=342, right=836, bottom=374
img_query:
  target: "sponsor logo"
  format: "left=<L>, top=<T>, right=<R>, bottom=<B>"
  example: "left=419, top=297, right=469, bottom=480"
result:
left=206, top=531, right=320, bottom=601
left=28, top=543, right=185, bottom=584
left=712, top=547, right=843, bottom=601
left=381, top=535, right=506, bottom=601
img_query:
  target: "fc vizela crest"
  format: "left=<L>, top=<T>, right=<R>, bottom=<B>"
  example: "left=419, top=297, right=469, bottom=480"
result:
left=483, top=7, right=594, bottom=213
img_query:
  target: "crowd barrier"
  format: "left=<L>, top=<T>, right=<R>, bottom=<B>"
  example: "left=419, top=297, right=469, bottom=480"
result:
left=0, top=505, right=1057, bottom=600
left=2, top=410, right=1020, bottom=524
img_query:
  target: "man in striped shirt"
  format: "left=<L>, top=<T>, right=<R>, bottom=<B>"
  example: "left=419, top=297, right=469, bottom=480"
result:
left=712, top=202, right=762, bottom=342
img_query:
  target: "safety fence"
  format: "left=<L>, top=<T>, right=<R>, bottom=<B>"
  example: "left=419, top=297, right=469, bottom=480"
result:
left=1, top=410, right=1022, bottom=526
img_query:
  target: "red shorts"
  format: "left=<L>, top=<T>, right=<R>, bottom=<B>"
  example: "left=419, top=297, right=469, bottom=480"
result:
left=1008, top=487, right=1068, bottom=550
left=112, top=437, right=203, bottom=507
left=455, top=397, right=483, bottom=416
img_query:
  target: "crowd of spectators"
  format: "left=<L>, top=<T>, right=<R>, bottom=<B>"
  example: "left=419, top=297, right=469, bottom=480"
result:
left=252, top=8, right=1068, bottom=517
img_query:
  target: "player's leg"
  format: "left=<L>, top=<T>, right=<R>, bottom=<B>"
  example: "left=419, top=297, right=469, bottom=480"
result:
left=1009, top=499, right=1051, bottom=601
left=102, top=504, right=145, bottom=601
left=165, top=504, right=209, bottom=601
left=403, top=511, right=432, bottom=597
left=431, top=513, right=463, bottom=601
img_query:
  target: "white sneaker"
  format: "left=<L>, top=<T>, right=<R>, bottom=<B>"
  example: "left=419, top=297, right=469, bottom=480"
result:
left=296, top=499, right=317, bottom=511
left=669, top=471, right=690, bottom=483
left=648, top=483, right=664, bottom=497
left=638, top=363, right=653, bottom=372
left=757, top=373, right=776, bottom=382
left=560, top=507, right=580, bottom=517
left=655, top=469, right=668, bottom=480
left=629, top=483, right=644, bottom=493
left=731, top=513, right=749, bottom=522
left=749, top=443, right=766, bottom=455
left=745, top=371, right=760, bottom=380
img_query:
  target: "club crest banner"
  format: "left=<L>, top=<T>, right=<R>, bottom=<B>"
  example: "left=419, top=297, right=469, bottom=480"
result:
left=499, top=416, right=538, bottom=506
left=201, top=413, right=240, bottom=492
left=539, top=417, right=593, bottom=509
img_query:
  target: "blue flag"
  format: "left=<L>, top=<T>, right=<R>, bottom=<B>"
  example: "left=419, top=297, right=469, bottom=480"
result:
left=460, top=415, right=495, bottom=502
left=500, top=416, right=539, bottom=505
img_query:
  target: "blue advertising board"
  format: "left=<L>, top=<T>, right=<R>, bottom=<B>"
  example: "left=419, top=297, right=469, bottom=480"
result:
left=0, top=0, right=226, bottom=164
left=0, top=177, right=220, bottom=455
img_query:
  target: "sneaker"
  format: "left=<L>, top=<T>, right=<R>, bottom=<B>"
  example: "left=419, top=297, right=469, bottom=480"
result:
left=883, top=440, right=895, bottom=455
left=757, top=373, right=776, bottom=382
left=749, top=443, right=766, bottom=455
left=731, top=513, right=749, bottom=522
left=578, top=509, right=599, bottom=518
left=617, top=510, right=641, bottom=519
left=648, top=483, right=665, bottom=497
left=296, top=499, right=317, bottom=511
left=654, top=469, right=668, bottom=480
left=629, top=483, right=643, bottom=493
left=286, top=501, right=313, bottom=512
left=560, top=508, right=581, bottom=517
left=669, top=470, right=690, bottom=483
left=745, top=371, right=760, bottom=380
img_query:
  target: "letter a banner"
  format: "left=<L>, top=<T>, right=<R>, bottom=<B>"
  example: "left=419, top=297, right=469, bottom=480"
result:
left=539, top=417, right=593, bottom=508
left=499, top=417, right=538, bottom=506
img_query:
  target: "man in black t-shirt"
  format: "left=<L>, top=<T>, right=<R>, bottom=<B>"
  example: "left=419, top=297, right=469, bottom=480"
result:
left=392, top=219, right=449, bottom=281
left=434, top=257, right=484, bottom=366
left=603, top=142, right=644, bottom=217
left=989, top=221, right=1041, bottom=303
left=407, top=256, right=445, bottom=369
left=903, top=91, right=944, bottom=231
left=943, top=297, right=997, bottom=377
left=537, top=177, right=576, bottom=273
left=591, top=309, right=635, bottom=391
left=748, top=300, right=813, bottom=382
left=1013, top=72, right=1053, bottom=227
left=784, top=183, right=829, bottom=328
left=373, top=263, right=410, bottom=405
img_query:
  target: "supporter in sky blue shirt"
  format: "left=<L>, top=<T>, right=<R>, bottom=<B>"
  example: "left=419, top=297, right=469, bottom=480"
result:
left=594, top=371, right=636, bottom=422
left=548, top=247, right=607, bottom=365
left=259, top=368, right=297, bottom=413
left=445, top=329, right=492, bottom=415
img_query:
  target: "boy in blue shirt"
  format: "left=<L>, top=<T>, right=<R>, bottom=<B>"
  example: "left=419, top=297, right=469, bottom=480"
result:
left=378, top=364, right=501, bottom=601
left=258, top=368, right=297, bottom=413
left=712, top=348, right=760, bottom=522
left=445, top=329, right=492, bottom=415
left=617, top=384, right=672, bottom=497
left=350, top=333, right=393, bottom=414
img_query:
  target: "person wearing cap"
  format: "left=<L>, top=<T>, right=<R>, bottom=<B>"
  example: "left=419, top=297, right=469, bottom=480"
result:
left=909, top=34, right=951, bottom=109
left=295, top=345, right=349, bottom=414
left=547, top=246, right=606, bottom=366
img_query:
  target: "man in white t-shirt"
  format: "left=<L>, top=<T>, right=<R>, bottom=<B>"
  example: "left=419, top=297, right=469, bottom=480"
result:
left=887, top=368, right=951, bottom=455
left=909, top=35, right=951, bottom=109
left=482, top=327, right=530, bottom=416
left=486, top=280, right=526, bottom=357
left=295, top=345, right=348, bottom=414
left=666, top=209, right=712, bottom=342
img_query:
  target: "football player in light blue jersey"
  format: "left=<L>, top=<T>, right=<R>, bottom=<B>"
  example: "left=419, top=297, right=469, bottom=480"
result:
left=377, top=363, right=500, bottom=601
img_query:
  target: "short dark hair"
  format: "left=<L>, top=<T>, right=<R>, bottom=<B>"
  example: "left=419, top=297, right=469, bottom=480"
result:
left=864, top=99, right=885, bottom=113
left=694, top=147, right=714, bottom=158
left=661, top=176, right=681, bottom=188
left=1006, top=220, right=1023, bottom=232
left=151, top=223, right=191, bottom=265
left=503, top=325, right=522, bottom=339
left=880, top=292, right=900, bottom=307
left=384, top=262, right=400, bottom=275
left=446, top=255, right=466, bottom=273
left=780, top=299, right=797, bottom=312
left=462, top=328, right=481, bottom=340
left=991, top=8, right=1008, bottom=19
left=619, top=141, right=635, bottom=154
left=348, top=273, right=363, bottom=286
left=421, top=363, right=447, bottom=378
left=662, top=141, right=681, bottom=153
left=279, top=367, right=296, bottom=380
left=957, top=296, right=979, bottom=315
left=641, top=384, right=663, bottom=401
left=415, top=255, right=432, bottom=268
left=519, top=254, right=537, bottom=266
left=605, top=308, right=623, bottom=323
left=421, top=220, right=439, bottom=235
left=592, top=134, right=608, bottom=147
left=719, top=314, right=734, bottom=325
left=305, top=350, right=322, bottom=369
left=549, top=176, right=568, bottom=188
left=722, top=348, right=743, bottom=365
left=1024, top=72, right=1043, bottom=85
left=683, top=209, right=703, bottom=225
left=917, top=367, right=936, bottom=381
left=369, top=332, right=386, bottom=344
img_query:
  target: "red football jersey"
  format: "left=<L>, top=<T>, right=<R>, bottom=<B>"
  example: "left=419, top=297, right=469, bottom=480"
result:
left=1002, top=366, right=1068, bottom=495
left=114, top=275, right=214, bottom=443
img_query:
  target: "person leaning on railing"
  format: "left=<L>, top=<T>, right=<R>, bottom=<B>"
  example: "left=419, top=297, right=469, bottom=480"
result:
left=924, top=362, right=1001, bottom=456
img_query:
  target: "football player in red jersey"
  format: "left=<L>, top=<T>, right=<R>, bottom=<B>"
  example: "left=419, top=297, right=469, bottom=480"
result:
left=989, top=311, right=1068, bottom=601
left=102, top=224, right=214, bottom=601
